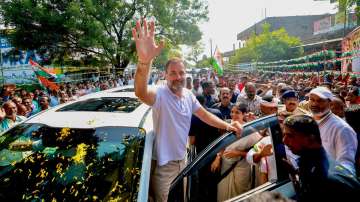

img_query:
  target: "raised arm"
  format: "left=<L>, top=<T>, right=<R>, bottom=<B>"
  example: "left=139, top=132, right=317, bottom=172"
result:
left=132, top=19, right=164, bottom=105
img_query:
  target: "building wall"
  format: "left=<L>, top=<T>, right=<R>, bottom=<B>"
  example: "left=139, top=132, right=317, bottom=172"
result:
left=237, top=14, right=332, bottom=41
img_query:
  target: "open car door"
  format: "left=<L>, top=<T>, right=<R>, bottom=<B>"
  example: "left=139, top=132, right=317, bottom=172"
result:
left=168, top=115, right=296, bottom=202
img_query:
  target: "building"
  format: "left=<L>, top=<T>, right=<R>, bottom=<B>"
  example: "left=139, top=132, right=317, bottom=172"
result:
left=237, top=14, right=332, bottom=42
left=233, top=13, right=357, bottom=55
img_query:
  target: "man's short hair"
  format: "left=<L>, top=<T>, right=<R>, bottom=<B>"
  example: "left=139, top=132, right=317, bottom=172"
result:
left=40, top=95, right=50, bottom=102
left=192, top=78, right=200, bottom=84
left=220, top=87, right=230, bottom=95
left=201, top=81, right=214, bottom=89
left=2, top=100, right=15, bottom=108
left=165, top=57, right=184, bottom=72
left=284, top=115, right=322, bottom=144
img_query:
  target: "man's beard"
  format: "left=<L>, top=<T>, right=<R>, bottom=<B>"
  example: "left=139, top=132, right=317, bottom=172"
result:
left=311, top=108, right=330, bottom=118
left=168, top=80, right=185, bottom=94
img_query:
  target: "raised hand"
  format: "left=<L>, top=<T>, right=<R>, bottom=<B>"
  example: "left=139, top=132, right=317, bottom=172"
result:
left=132, top=19, right=165, bottom=64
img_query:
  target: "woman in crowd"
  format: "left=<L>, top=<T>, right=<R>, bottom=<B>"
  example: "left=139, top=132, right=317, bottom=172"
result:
left=211, top=103, right=262, bottom=201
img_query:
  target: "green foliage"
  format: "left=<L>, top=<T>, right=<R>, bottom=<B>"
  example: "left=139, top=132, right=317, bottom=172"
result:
left=152, top=41, right=182, bottom=70
left=337, top=0, right=360, bottom=25
left=185, top=41, right=205, bottom=66
left=196, top=57, right=211, bottom=68
left=229, top=23, right=303, bottom=64
left=0, top=0, right=208, bottom=70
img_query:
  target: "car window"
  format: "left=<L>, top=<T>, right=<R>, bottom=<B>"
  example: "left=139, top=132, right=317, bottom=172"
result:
left=112, top=88, right=134, bottom=92
left=0, top=123, right=145, bottom=201
left=169, top=115, right=292, bottom=202
left=56, top=97, right=141, bottom=112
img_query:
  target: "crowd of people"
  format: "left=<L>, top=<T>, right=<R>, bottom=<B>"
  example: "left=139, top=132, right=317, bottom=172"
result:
left=132, top=19, right=360, bottom=202
left=0, top=72, right=162, bottom=133
left=185, top=70, right=360, bottom=201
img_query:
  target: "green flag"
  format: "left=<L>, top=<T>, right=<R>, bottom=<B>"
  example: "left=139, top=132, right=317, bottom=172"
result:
left=211, top=47, right=224, bottom=76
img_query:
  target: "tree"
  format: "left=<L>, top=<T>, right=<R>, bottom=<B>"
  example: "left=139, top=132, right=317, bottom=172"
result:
left=152, top=40, right=182, bottom=70
left=0, top=0, right=208, bottom=71
left=196, top=56, right=211, bottom=68
left=185, top=41, right=204, bottom=67
left=229, top=23, right=303, bottom=64
left=337, top=0, right=360, bottom=26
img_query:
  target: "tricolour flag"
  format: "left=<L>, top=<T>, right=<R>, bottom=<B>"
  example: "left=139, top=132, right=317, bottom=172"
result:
left=210, top=47, right=224, bottom=76
left=29, top=58, right=59, bottom=91
left=29, top=58, right=58, bottom=79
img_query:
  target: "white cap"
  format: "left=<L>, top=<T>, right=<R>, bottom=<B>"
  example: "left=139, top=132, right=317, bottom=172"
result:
left=309, top=86, right=334, bottom=101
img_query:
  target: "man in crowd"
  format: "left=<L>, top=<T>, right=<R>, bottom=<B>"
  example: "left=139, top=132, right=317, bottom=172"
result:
left=236, top=82, right=262, bottom=115
left=186, top=76, right=192, bottom=90
left=279, top=90, right=307, bottom=116
left=202, top=81, right=217, bottom=108
left=228, top=78, right=239, bottom=103
left=308, top=86, right=358, bottom=174
left=0, top=101, right=27, bottom=133
left=22, top=97, right=36, bottom=117
left=39, top=96, right=51, bottom=111
left=192, top=78, right=203, bottom=96
left=211, top=87, right=234, bottom=120
left=132, top=19, right=241, bottom=202
left=282, top=115, right=360, bottom=202
left=0, top=84, right=16, bottom=103
left=345, top=86, right=360, bottom=107
left=330, top=96, right=346, bottom=118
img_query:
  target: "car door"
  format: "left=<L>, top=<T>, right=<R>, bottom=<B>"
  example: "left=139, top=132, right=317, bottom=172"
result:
left=168, top=115, right=296, bottom=202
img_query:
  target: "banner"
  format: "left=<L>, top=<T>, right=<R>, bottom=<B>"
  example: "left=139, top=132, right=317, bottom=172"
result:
left=342, top=27, right=360, bottom=73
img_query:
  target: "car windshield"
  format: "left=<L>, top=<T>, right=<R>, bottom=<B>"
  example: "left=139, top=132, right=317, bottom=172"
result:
left=112, top=88, right=135, bottom=92
left=0, top=123, right=145, bottom=201
left=56, top=97, right=141, bottom=112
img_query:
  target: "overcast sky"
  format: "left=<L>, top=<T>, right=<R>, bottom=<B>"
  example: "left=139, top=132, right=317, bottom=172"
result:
left=198, top=0, right=337, bottom=56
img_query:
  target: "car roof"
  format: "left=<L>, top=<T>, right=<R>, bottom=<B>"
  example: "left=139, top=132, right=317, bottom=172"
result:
left=26, top=86, right=151, bottom=129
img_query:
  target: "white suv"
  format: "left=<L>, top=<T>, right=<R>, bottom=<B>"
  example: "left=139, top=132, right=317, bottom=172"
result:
left=0, top=86, right=296, bottom=201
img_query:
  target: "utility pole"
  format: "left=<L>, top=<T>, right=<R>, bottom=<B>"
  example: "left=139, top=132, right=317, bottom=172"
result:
left=210, top=38, right=213, bottom=57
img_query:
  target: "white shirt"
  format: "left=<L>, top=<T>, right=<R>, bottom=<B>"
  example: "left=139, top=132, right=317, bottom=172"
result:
left=191, top=87, right=203, bottom=96
left=152, top=85, right=201, bottom=166
left=236, top=94, right=262, bottom=115
left=317, top=112, right=357, bottom=174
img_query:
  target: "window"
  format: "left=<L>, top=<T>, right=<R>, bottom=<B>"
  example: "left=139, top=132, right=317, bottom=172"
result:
left=112, top=88, right=135, bottom=92
left=57, top=97, right=141, bottom=112
left=0, top=123, right=145, bottom=201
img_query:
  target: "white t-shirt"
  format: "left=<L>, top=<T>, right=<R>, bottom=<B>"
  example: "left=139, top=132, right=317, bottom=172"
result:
left=317, top=112, right=358, bottom=174
left=152, top=85, right=201, bottom=166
